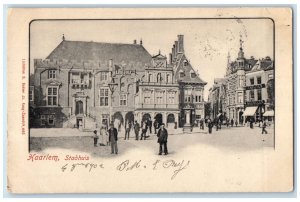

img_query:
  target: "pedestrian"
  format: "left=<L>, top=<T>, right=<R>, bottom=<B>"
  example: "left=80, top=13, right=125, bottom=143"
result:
left=226, top=119, right=229, bottom=127
left=134, top=120, right=140, bottom=140
left=218, top=119, right=222, bottom=130
left=208, top=119, right=213, bottom=134
left=100, top=125, right=108, bottom=146
left=108, top=123, right=118, bottom=154
left=154, top=120, right=159, bottom=134
left=125, top=121, right=132, bottom=140
left=148, top=118, right=153, bottom=134
left=200, top=119, right=204, bottom=130
left=157, top=123, right=168, bottom=155
left=235, top=120, right=238, bottom=127
left=215, top=120, right=218, bottom=131
left=262, top=121, right=268, bottom=134
left=249, top=119, right=254, bottom=129
left=140, top=121, right=148, bottom=140
left=231, top=119, right=234, bottom=127
left=93, top=130, right=99, bottom=147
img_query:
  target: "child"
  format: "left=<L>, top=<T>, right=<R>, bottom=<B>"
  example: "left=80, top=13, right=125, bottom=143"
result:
left=93, top=130, right=99, bottom=147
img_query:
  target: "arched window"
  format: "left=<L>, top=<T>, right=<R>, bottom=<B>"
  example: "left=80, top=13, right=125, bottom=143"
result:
left=157, top=73, right=161, bottom=82
left=149, top=74, right=153, bottom=82
left=166, top=74, right=171, bottom=83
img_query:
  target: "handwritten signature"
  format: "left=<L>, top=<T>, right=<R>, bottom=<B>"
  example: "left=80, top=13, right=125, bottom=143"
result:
left=60, top=159, right=190, bottom=180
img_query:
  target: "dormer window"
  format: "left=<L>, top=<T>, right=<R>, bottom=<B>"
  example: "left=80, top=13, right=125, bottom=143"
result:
left=48, top=70, right=56, bottom=79
left=190, top=70, right=196, bottom=78
left=183, top=60, right=188, bottom=66
left=179, top=70, right=185, bottom=78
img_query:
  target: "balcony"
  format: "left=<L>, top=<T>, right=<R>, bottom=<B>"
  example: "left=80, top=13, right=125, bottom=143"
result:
left=71, top=79, right=90, bottom=88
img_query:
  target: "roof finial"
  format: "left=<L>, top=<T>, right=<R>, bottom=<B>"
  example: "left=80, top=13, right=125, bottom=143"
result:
left=62, top=34, right=65, bottom=41
left=239, top=34, right=243, bottom=50
left=159, top=49, right=161, bottom=55
left=140, top=38, right=143, bottom=45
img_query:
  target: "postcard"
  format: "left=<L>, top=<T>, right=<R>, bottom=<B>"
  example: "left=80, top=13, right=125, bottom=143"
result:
left=6, top=7, right=293, bottom=193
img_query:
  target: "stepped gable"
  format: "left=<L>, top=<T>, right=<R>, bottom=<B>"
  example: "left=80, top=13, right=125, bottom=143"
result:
left=45, top=40, right=152, bottom=72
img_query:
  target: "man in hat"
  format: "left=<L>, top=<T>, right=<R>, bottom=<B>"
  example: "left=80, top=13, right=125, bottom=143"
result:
left=108, top=123, right=118, bottom=154
left=157, top=123, right=168, bottom=155
left=134, top=120, right=140, bottom=140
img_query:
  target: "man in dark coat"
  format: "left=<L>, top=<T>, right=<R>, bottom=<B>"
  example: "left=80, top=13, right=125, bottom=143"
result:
left=148, top=118, right=153, bottom=134
left=108, top=123, right=118, bottom=154
left=154, top=120, right=159, bottom=134
left=262, top=121, right=268, bottom=134
left=124, top=121, right=132, bottom=140
left=157, top=123, right=168, bottom=155
left=134, top=120, right=140, bottom=140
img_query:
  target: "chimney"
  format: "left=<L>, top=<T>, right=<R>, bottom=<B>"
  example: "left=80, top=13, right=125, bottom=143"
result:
left=133, top=40, right=137, bottom=44
left=174, top=41, right=178, bottom=58
left=172, top=45, right=176, bottom=61
left=140, top=39, right=143, bottom=45
left=109, top=59, right=113, bottom=71
left=177, top=35, right=184, bottom=53
left=169, top=53, right=172, bottom=64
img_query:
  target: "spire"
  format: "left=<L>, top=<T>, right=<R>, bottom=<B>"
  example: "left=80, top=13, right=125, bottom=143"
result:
left=238, top=35, right=244, bottom=59
left=226, top=52, right=231, bottom=76
left=62, top=34, right=65, bottom=41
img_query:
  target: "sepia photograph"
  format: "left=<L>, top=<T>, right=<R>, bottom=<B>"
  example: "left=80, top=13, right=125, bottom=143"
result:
left=6, top=7, right=293, bottom=194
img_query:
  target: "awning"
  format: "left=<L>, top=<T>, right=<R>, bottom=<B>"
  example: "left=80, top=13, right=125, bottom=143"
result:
left=243, top=106, right=258, bottom=116
left=263, top=110, right=274, bottom=116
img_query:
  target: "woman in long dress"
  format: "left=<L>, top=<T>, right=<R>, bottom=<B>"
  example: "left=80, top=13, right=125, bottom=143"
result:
left=100, top=125, right=109, bottom=146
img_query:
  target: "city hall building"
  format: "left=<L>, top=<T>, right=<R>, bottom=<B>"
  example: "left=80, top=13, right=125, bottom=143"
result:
left=29, top=35, right=207, bottom=130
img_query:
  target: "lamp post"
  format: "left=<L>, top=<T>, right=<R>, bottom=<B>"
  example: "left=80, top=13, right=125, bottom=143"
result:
left=183, top=87, right=193, bottom=133
left=108, top=78, right=118, bottom=125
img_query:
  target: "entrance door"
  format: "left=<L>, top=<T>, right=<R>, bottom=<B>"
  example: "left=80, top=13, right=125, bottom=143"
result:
left=75, top=101, right=83, bottom=115
left=76, top=118, right=83, bottom=128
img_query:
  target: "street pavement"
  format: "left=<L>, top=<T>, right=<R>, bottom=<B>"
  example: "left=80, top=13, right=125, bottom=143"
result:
left=30, top=124, right=274, bottom=157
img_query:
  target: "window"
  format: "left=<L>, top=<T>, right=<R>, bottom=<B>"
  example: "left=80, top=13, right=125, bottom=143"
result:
left=237, top=92, right=243, bottom=103
left=185, top=96, right=191, bottom=103
left=194, top=95, right=201, bottom=103
left=257, top=76, right=262, bottom=84
left=157, top=73, right=162, bottom=83
left=191, top=72, right=196, bottom=78
left=48, top=70, right=56, bottom=79
left=100, top=72, right=108, bottom=81
left=156, top=97, right=163, bottom=104
left=250, top=78, right=254, bottom=85
left=250, top=90, right=255, bottom=101
left=144, top=96, right=151, bottom=104
left=257, top=89, right=262, bottom=100
left=239, top=77, right=243, bottom=87
left=184, top=60, right=188, bottom=66
left=100, top=88, right=109, bottom=106
left=149, top=74, right=153, bottom=82
left=120, top=94, right=127, bottom=106
left=47, top=87, right=58, bottom=106
left=166, top=74, right=171, bottom=83
left=41, top=115, right=46, bottom=126
left=180, top=72, right=185, bottom=78
left=48, top=115, right=55, bottom=125
left=29, top=86, right=34, bottom=101
left=168, top=92, right=175, bottom=104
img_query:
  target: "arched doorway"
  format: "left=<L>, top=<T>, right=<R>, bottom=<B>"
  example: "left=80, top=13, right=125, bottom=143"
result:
left=167, top=114, right=175, bottom=123
left=125, top=111, right=134, bottom=127
left=142, top=113, right=151, bottom=123
left=155, top=113, right=163, bottom=125
left=75, top=100, right=83, bottom=115
left=113, top=112, right=124, bottom=131
left=239, top=111, right=244, bottom=124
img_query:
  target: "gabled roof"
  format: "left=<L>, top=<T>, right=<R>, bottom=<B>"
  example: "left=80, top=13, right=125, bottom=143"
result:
left=174, top=54, right=207, bottom=85
left=46, top=40, right=152, bottom=71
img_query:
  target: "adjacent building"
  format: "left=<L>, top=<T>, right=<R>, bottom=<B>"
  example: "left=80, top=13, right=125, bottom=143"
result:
left=208, top=39, right=274, bottom=123
left=29, top=35, right=207, bottom=130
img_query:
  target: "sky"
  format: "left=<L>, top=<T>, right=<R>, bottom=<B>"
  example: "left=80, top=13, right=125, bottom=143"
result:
left=30, top=19, right=274, bottom=99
